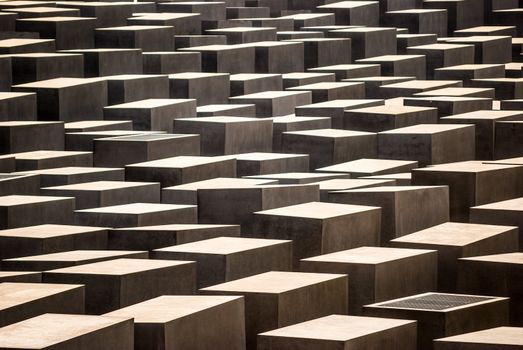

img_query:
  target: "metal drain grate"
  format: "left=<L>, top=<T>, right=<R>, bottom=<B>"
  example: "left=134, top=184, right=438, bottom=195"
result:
left=379, top=294, right=495, bottom=311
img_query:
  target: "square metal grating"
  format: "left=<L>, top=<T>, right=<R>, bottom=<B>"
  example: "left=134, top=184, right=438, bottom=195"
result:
left=378, top=294, right=495, bottom=311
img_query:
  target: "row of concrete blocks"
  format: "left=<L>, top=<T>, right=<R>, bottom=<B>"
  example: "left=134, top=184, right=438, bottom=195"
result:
left=0, top=288, right=517, bottom=349
left=0, top=161, right=521, bottom=243
left=0, top=33, right=517, bottom=87
left=0, top=0, right=521, bottom=41
left=2, top=112, right=523, bottom=169
left=1, top=62, right=521, bottom=117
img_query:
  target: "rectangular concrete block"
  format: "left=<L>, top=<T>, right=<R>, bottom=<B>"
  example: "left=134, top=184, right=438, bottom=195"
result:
left=197, top=183, right=320, bottom=232
left=282, top=128, right=378, bottom=170
left=434, top=327, right=523, bottom=350
left=404, top=96, right=493, bottom=118
left=272, top=115, right=332, bottom=151
left=105, top=295, right=245, bottom=350
left=41, top=181, right=160, bottom=209
left=95, top=25, right=175, bottom=52
left=378, top=124, right=476, bottom=166
left=129, top=13, right=201, bottom=35
left=329, top=27, right=397, bottom=60
left=328, top=185, right=450, bottom=244
left=0, top=313, right=134, bottom=350
left=162, top=177, right=276, bottom=205
left=230, top=73, right=282, bottom=96
left=125, top=156, right=237, bottom=187
left=0, top=282, right=84, bottom=327
left=344, top=105, right=438, bottom=132
left=358, top=54, right=426, bottom=79
left=143, top=51, right=201, bottom=75
left=0, top=174, right=39, bottom=196
left=282, top=72, right=335, bottom=89
left=153, top=237, right=292, bottom=287
left=20, top=167, right=124, bottom=187
left=407, top=43, right=475, bottom=79
left=258, top=315, right=417, bottom=350
left=441, top=110, right=523, bottom=160
left=0, top=271, right=41, bottom=283
left=74, top=203, right=197, bottom=228
left=364, top=292, right=509, bottom=350
left=201, top=271, right=348, bottom=349
left=94, top=134, right=200, bottom=167
left=15, top=16, right=96, bottom=50
left=197, top=103, right=256, bottom=117
left=104, top=98, right=196, bottom=132
left=12, top=77, right=108, bottom=121
left=44, top=258, right=197, bottom=314
left=174, top=116, right=272, bottom=155
left=0, top=313, right=133, bottom=350
left=169, top=72, right=230, bottom=106
left=234, top=152, right=310, bottom=177
left=253, top=201, right=381, bottom=267
left=109, top=223, right=241, bottom=250
left=469, top=196, right=523, bottom=250
left=318, top=1, right=379, bottom=26
left=0, top=121, right=63, bottom=154
left=287, top=81, right=366, bottom=102
left=63, top=48, right=143, bottom=78
left=391, top=222, right=519, bottom=291
left=230, top=90, right=311, bottom=117
left=10, top=150, right=92, bottom=171
left=316, top=158, right=417, bottom=177
left=0, top=224, right=108, bottom=260
left=0, top=92, right=36, bottom=121
left=301, top=246, right=438, bottom=314
left=9, top=52, right=84, bottom=85
left=0, top=38, right=55, bottom=54
left=457, top=253, right=523, bottom=325
left=0, top=195, right=75, bottom=229
left=295, top=99, right=384, bottom=129
left=1, top=249, right=148, bottom=271
left=181, top=44, right=255, bottom=73
left=412, top=162, right=523, bottom=221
